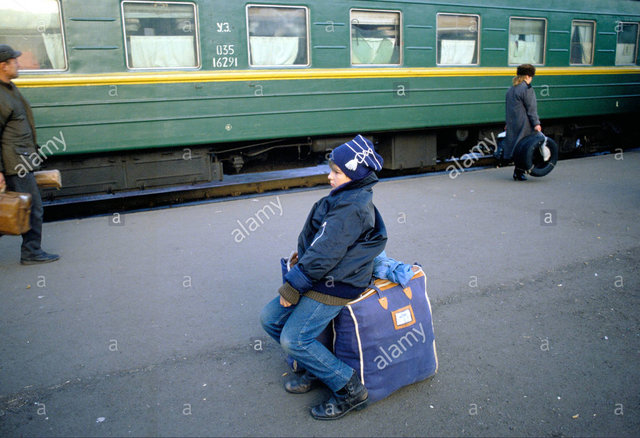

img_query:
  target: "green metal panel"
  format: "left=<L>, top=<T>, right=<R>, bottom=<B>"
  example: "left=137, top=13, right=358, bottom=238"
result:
left=62, top=0, right=124, bottom=73
left=12, top=0, right=640, bottom=158
left=24, top=71, right=640, bottom=156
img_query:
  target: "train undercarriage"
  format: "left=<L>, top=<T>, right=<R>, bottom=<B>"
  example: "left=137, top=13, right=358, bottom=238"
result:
left=39, top=114, right=636, bottom=201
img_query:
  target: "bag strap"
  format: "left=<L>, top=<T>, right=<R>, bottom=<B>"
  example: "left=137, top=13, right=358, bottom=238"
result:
left=367, top=280, right=384, bottom=297
left=366, top=280, right=392, bottom=310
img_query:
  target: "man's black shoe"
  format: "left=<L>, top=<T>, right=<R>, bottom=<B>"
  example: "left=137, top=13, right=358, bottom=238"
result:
left=310, top=371, right=368, bottom=420
left=21, top=252, right=60, bottom=265
left=284, top=370, right=318, bottom=394
left=513, top=170, right=528, bottom=181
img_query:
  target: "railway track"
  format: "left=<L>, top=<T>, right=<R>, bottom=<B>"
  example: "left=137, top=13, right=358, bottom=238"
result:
left=42, top=156, right=499, bottom=221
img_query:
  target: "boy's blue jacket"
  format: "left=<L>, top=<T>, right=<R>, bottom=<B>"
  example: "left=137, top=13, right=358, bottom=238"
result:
left=282, top=172, right=387, bottom=303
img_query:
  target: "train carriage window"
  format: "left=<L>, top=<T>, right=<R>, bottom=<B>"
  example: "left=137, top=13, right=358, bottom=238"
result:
left=350, top=10, right=401, bottom=65
left=615, top=22, right=639, bottom=65
left=247, top=5, right=309, bottom=67
left=0, top=0, right=67, bottom=71
left=570, top=20, right=595, bottom=65
left=509, top=17, right=546, bottom=65
left=436, top=13, right=479, bottom=65
left=122, top=1, right=200, bottom=69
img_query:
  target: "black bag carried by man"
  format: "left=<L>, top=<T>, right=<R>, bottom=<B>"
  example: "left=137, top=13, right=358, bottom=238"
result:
left=513, top=132, right=559, bottom=177
left=333, top=267, right=438, bottom=403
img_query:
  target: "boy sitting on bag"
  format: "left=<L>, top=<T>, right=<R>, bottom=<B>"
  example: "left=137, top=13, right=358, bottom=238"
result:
left=261, top=135, right=387, bottom=420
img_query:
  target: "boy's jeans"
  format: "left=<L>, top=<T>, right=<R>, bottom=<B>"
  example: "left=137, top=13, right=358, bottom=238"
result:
left=261, top=296, right=354, bottom=392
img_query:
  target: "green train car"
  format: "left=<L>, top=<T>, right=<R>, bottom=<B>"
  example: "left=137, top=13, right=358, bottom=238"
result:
left=2, top=0, right=639, bottom=196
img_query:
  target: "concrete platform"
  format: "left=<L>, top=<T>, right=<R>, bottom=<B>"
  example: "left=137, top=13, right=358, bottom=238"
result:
left=1, top=151, right=639, bottom=437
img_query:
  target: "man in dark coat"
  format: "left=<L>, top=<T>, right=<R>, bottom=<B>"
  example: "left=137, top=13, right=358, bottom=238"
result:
left=505, top=64, right=541, bottom=181
left=0, top=45, right=59, bottom=264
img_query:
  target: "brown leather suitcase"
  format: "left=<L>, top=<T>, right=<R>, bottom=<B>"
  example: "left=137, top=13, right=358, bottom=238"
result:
left=34, top=169, right=62, bottom=189
left=0, top=191, right=32, bottom=235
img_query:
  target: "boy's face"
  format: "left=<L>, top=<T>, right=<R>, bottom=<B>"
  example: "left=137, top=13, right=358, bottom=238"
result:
left=328, top=162, right=352, bottom=189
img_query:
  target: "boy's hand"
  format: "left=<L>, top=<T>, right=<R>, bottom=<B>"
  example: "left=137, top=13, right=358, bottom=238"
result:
left=289, top=251, right=298, bottom=267
left=278, top=282, right=301, bottom=306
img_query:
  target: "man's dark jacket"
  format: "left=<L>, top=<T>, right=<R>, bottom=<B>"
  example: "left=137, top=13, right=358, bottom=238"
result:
left=504, top=81, right=540, bottom=160
left=279, top=172, right=387, bottom=305
left=0, top=81, right=39, bottom=176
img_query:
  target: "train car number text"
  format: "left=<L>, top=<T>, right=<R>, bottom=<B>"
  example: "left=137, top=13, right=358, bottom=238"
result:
left=212, top=57, right=238, bottom=68
left=217, top=22, right=231, bottom=33
left=216, top=45, right=235, bottom=56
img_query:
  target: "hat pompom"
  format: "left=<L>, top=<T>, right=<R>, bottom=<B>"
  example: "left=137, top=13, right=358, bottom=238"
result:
left=345, top=158, right=358, bottom=171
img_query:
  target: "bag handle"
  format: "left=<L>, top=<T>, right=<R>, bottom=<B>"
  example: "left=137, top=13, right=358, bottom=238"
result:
left=367, top=280, right=384, bottom=297
left=367, top=281, right=397, bottom=310
left=369, top=272, right=421, bottom=310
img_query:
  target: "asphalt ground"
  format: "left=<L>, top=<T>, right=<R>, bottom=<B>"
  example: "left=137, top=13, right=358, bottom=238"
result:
left=1, top=150, right=639, bottom=437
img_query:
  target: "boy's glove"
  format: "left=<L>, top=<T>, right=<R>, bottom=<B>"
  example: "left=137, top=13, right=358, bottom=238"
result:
left=278, top=282, right=301, bottom=305
left=288, top=251, right=298, bottom=269
left=280, top=264, right=313, bottom=306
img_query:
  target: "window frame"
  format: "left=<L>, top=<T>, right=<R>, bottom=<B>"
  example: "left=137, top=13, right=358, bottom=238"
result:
left=349, top=8, right=403, bottom=67
left=569, top=20, right=596, bottom=66
left=614, top=21, right=639, bottom=66
left=508, top=16, right=547, bottom=66
left=121, top=0, right=201, bottom=71
left=7, top=0, right=69, bottom=72
left=245, top=4, right=311, bottom=68
left=435, top=12, right=481, bottom=66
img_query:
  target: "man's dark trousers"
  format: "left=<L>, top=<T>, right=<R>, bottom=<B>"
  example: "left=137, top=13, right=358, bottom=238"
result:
left=6, top=173, right=44, bottom=259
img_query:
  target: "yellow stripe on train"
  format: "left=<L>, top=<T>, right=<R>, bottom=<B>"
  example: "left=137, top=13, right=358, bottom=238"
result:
left=15, top=66, right=640, bottom=88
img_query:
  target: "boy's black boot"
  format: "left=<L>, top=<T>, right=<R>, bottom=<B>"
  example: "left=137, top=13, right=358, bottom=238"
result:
left=310, top=371, right=368, bottom=420
left=284, top=370, right=318, bottom=394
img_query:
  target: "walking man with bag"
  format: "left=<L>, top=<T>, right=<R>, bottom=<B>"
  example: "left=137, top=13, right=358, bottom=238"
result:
left=505, top=63, right=542, bottom=181
left=0, top=45, right=59, bottom=264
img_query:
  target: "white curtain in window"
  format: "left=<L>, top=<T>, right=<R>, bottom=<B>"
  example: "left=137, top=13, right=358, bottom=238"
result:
left=571, top=25, right=593, bottom=64
left=509, top=36, right=542, bottom=64
left=577, top=26, right=593, bottom=64
left=42, top=33, right=65, bottom=69
left=250, top=36, right=299, bottom=65
left=352, top=37, right=395, bottom=64
left=577, top=25, right=593, bottom=64
left=616, top=43, right=636, bottom=65
left=580, top=42, right=593, bottom=64
left=440, top=40, right=475, bottom=64
left=130, top=35, right=195, bottom=68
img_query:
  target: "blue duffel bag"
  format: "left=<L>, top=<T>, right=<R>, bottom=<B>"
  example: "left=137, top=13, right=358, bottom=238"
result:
left=333, top=267, right=438, bottom=403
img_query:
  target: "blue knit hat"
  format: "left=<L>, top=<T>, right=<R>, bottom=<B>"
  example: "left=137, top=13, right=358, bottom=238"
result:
left=330, top=135, right=384, bottom=180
